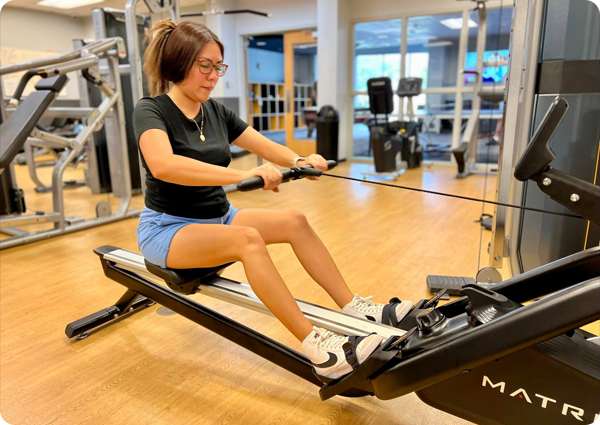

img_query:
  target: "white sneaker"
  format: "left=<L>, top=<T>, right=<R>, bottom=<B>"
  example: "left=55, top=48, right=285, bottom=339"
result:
left=301, top=327, right=384, bottom=379
left=342, top=294, right=414, bottom=327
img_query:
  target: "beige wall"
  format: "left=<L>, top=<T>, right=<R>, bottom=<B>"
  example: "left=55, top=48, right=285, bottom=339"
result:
left=1, top=6, right=93, bottom=98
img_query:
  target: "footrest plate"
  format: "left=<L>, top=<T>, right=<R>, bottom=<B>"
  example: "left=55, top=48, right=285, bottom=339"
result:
left=318, top=337, right=400, bottom=401
left=426, top=275, right=476, bottom=295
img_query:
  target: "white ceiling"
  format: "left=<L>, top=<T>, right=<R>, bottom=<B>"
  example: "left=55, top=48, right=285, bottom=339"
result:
left=4, top=0, right=206, bottom=17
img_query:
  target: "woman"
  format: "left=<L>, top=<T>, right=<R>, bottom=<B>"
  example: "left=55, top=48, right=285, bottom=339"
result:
left=133, top=20, right=413, bottom=380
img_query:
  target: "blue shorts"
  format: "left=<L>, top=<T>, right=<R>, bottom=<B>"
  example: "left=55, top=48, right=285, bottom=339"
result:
left=137, top=203, right=240, bottom=268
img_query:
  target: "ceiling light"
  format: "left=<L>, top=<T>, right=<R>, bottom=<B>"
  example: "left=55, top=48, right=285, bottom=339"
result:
left=256, top=41, right=267, bottom=46
left=440, top=18, right=478, bottom=30
left=424, top=41, right=453, bottom=47
left=37, top=0, right=104, bottom=8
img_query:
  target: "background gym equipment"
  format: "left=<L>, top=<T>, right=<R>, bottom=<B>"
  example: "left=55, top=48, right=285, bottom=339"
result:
left=0, top=38, right=140, bottom=250
left=14, top=115, right=86, bottom=194
left=362, top=77, right=423, bottom=180
left=429, top=96, right=598, bottom=294
left=430, top=0, right=600, bottom=293
left=76, top=9, right=151, bottom=196
left=487, top=0, right=599, bottom=276
left=452, top=0, right=506, bottom=179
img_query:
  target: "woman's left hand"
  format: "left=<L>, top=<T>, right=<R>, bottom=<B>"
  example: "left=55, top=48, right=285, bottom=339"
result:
left=298, top=154, right=328, bottom=180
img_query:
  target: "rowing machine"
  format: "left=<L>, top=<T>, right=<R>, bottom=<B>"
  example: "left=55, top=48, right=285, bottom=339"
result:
left=66, top=158, right=599, bottom=424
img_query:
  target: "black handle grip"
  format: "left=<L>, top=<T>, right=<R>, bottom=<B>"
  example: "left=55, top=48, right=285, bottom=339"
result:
left=237, top=160, right=337, bottom=192
left=514, top=96, right=568, bottom=181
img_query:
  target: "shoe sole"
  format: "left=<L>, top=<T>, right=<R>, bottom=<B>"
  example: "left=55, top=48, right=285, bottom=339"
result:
left=357, top=334, right=385, bottom=363
left=396, top=301, right=414, bottom=323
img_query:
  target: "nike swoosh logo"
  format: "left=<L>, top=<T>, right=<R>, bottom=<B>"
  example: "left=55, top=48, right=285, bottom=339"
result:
left=313, top=352, right=338, bottom=368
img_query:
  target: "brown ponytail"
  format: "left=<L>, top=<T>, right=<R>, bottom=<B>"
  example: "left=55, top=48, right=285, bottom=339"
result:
left=142, top=19, right=224, bottom=97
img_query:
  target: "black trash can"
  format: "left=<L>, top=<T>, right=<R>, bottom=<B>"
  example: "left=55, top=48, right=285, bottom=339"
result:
left=316, top=105, right=339, bottom=160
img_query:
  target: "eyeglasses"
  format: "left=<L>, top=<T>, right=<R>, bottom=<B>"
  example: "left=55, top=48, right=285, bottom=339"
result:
left=196, top=59, right=228, bottom=77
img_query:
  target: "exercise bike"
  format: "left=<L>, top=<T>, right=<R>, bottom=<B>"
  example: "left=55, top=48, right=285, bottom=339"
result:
left=362, top=77, right=424, bottom=180
left=66, top=98, right=599, bottom=425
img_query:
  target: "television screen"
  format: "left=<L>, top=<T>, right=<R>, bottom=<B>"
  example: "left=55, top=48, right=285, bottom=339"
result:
left=464, top=50, right=509, bottom=85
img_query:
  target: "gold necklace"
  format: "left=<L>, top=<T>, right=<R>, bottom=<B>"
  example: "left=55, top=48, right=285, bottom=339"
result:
left=189, top=103, right=205, bottom=141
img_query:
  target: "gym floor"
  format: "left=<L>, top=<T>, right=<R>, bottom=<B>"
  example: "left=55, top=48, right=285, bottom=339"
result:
left=1, top=155, right=596, bottom=424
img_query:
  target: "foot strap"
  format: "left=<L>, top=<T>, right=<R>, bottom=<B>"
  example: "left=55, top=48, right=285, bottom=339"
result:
left=381, top=297, right=402, bottom=327
left=343, top=334, right=372, bottom=371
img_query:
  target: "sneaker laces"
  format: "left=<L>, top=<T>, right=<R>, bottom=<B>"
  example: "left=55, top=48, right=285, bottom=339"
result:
left=350, top=294, right=384, bottom=314
left=314, top=328, right=348, bottom=351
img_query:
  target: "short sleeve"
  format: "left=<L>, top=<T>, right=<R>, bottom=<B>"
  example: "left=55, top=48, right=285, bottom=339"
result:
left=212, top=100, right=249, bottom=144
left=133, top=97, right=168, bottom=142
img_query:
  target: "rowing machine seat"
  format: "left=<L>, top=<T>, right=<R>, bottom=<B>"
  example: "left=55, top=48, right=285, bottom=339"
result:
left=144, top=260, right=234, bottom=295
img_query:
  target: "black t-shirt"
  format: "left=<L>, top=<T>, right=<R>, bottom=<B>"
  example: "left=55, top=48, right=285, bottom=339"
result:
left=133, top=95, right=249, bottom=219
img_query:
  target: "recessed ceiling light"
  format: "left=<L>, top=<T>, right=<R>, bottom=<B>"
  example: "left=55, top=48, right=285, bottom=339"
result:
left=424, top=41, right=453, bottom=47
left=440, top=18, right=478, bottom=30
left=37, top=0, right=104, bottom=8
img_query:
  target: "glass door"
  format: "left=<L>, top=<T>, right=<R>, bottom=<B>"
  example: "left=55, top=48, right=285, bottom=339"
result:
left=284, top=30, right=318, bottom=156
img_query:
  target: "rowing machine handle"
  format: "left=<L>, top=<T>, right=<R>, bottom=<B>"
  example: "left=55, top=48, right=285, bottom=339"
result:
left=237, top=160, right=337, bottom=192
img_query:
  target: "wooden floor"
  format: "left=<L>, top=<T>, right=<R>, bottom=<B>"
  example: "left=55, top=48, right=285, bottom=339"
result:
left=0, top=155, right=595, bottom=425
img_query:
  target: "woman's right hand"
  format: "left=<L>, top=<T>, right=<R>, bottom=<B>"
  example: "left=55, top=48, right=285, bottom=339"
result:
left=241, top=163, right=283, bottom=192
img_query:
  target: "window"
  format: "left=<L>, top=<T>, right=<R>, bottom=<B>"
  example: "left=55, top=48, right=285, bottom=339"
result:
left=407, top=13, right=463, bottom=89
left=353, top=19, right=402, bottom=157
left=405, top=52, right=429, bottom=87
left=350, top=6, right=511, bottom=162
left=410, top=94, right=456, bottom=161
left=354, top=19, right=402, bottom=92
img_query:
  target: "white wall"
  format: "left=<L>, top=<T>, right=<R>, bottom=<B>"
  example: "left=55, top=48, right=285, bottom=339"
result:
left=317, top=0, right=338, bottom=107
left=210, top=0, right=239, bottom=99
left=234, top=0, right=317, bottom=35
left=336, top=0, right=350, bottom=160
left=1, top=6, right=92, bottom=98
left=316, top=0, right=350, bottom=160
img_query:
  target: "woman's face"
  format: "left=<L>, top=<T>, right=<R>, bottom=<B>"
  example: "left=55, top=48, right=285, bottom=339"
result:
left=179, top=42, right=223, bottom=102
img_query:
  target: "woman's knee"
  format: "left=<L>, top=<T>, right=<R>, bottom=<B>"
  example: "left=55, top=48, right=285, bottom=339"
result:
left=283, top=210, right=311, bottom=241
left=237, top=226, right=267, bottom=257
left=287, top=210, right=310, bottom=230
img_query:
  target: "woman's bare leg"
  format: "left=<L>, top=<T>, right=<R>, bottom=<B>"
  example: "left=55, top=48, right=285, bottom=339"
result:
left=231, top=209, right=354, bottom=308
left=166, top=224, right=313, bottom=341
